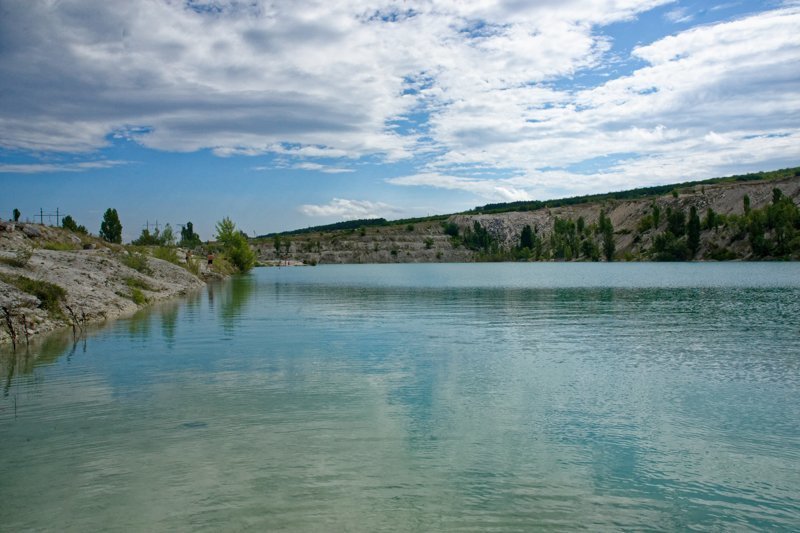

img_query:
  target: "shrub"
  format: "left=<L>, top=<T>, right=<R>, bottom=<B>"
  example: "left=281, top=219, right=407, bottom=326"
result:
left=215, top=218, right=256, bottom=273
left=125, top=277, right=153, bottom=291
left=406, top=224, right=415, bottom=232
left=443, top=222, right=459, bottom=237
left=62, top=215, right=88, bottom=234
left=42, top=241, right=79, bottom=251
left=129, top=288, right=147, bottom=305
left=121, top=252, right=152, bottom=274
left=183, top=258, right=200, bottom=276
left=153, top=246, right=180, bottom=264
left=0, top=274, right=66, bottom=313
left=0, top=248, right=32, bottom=268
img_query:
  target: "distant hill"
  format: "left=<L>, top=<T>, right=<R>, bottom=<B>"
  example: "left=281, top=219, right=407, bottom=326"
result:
left=252, top=167, right=800, bottom=264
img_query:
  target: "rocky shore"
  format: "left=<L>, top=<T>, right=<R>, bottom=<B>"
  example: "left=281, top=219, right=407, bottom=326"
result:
left=0, top=223, right=210, bottom=346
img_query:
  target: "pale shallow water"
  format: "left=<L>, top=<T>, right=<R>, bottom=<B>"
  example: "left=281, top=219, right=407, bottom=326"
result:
left=1, top=263, right=800, bottom=531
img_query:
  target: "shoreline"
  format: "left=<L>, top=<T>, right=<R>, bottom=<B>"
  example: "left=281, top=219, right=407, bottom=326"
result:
left=0, top=222, right=218, bottom=347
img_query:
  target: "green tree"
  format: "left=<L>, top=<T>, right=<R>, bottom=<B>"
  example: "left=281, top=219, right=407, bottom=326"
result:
left=743, top=194, right=751, bottom=215
left=652, top=202, right=661, bottom=228
left=62, top=215, right=88, bottom=234
left=687, top=206, right=701, bottom=258
left=13, top=208, right=20, bottom=222
left=520, top=224, right=534, bottom=250
left=161, top=224, right=176, bottom=247
left=215, top=217, right=255, bottom=273
left=667, top=207, right=686, bottom=236
left=180, top=222, right=201, bottom=247
left=703, top=208, right=717, bottom=230
left=99, top=208, right=122, bottom=243
left=214, top=217, right=238, bottom=247
left=598, top=210, right=615, bottom=261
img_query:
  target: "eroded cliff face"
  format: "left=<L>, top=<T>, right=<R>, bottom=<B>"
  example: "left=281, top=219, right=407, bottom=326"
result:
left=254, top=176, right=800, bottom=264
left=0, top=224, right=206, bottom=346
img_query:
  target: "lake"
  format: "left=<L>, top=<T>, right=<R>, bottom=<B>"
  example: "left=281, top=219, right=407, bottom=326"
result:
left=2, top=263, right=800, bottom=531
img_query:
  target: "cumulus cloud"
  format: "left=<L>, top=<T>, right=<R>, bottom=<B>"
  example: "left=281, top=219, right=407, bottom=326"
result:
left=0, top=0, right=798, bottom=200
left=0, top=0, right=668, bottom=159
left=299, top=198, right=399, bottom=219
left=388, top=173, right=532, bottom=202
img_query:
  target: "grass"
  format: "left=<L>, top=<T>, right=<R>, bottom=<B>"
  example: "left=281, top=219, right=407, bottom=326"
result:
left=0, top=273, right=66, bottom=314
left=125, top=277, right=154, bottom=291
left=120, top=252, right=152, bottom=274
left=184, top=258, right=200, bottom=276
left=41, top=241, right=79, bottom=251
left=0, top=248, right=32, bottom=268
left=153, top=246, right=180, bottom=264
left=129, top=288, right=147, bottom=305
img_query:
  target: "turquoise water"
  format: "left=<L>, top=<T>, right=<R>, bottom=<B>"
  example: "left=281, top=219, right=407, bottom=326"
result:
left=1, top=263, right=800, bottom=531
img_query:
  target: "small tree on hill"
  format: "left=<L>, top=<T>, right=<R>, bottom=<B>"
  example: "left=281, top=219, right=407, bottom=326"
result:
left=180, top=222, right=201, bottom=247
left=99, top=208, right=122, bottom=243
left=687, top=206, right=701, bottom=258
left=214, top=217, right=255, bottom=273
left=520, top=224, right=534, bottom=250
left=62, top=215, right=88, bottom=234
left=13, top=208, right=20, bottom=222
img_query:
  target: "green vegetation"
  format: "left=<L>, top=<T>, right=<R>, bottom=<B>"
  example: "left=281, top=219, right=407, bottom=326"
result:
left=61, top=215, right=88, bottom=234
left=215, top=217, right=256, bottom=273
left=599, top=210, right=615, bottom=261
left=687, top=206, right=701, bottom=258
left=443, top=222, right=460, bottom=237
left=180, top=222, right=202, bottom=248
left=120, top=252, right=152, bottom=274
left=41, top=241, right=79, bottom=251
left=129, top=287, right=147, bottom=305
left=0, top=248, right=32, bottom=268
left=125, top=277, right=153, bottom=291
left=152, top=246, right=180, bottom=264
left=99, top=208, right=122, bottom=243
left=131, top=223, right=176, bottom=246
left=0, top=273, right=66, bottom=314
left=13, top=208, right=20, bottom=222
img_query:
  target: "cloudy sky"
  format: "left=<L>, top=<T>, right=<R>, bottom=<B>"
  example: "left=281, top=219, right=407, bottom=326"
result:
left=1, top=0, right=799, bottom=240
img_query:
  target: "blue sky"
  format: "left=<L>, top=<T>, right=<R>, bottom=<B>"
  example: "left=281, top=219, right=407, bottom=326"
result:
left=1, top=0, right=799, bottom=241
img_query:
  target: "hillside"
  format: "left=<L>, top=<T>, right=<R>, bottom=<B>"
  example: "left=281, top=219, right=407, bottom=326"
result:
left=0, top=224, right=210, bottom=346
left=253, top=172, right=800, bottom=264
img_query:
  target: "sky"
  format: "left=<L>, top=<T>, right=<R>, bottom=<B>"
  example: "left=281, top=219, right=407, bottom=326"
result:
left=1, top=0, right=799, bottom=241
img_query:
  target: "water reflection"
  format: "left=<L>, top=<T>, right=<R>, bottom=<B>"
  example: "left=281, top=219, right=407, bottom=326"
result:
left=1, top=265, right=799, bottom=531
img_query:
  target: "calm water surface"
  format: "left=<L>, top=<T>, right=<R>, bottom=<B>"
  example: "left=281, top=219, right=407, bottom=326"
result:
left=2, top=263, right=800, bottom=531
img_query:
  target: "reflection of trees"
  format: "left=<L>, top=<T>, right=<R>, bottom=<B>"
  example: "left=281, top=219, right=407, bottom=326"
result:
left=219, top=275, right=256, bottom=333
left=160, top=302, right=179, bottom=345
left=126, top=309, right=152, bottom=339
left=2, top=332, right=74, bottom=394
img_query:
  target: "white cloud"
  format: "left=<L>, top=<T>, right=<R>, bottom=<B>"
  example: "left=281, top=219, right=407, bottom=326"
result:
left=292, top=162, right=354, bottom=174
left=387, top=173, right=532, bottom=202
left=0, top=160, right=130, bottom=174
left=0, top=0, right=669, bottom=161
left=0, top=0, right=797, bottom=197
left=299, top=198, right=399, bottom=219
left=665, top=7, right=694, bottom=23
